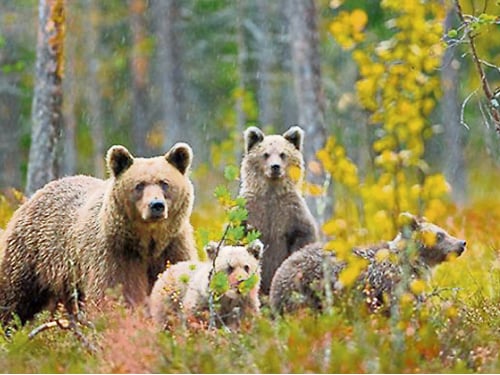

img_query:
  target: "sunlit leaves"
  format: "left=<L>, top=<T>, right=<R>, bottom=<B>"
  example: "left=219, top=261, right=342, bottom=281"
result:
left=409, top=279, right=426, bottom=295
left=227, top=206, right=247, bottom=225
left=316, top=137, right=359, bottom=191
left=210, top=164, right=260, bottom=246
left=338, top=257, right=368, bottom=288
left=287, top=165, right=302, bottom=183
left=246, top=229, right=261, bottom=244
left=226, top=226, right=245, bottom=244
left=323, top=0, right=450, bottom=245
left=329, top=9, right=368, bottom=50
left=238, top=273, right=259, bottom=295
left=209, top=271, right=229, bottom=297
left=223, top=165, right=239, bottom=181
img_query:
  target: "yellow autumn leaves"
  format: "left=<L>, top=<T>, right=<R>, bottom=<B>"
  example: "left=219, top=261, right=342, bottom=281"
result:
left=318, top=1, right=450, bottom=289
left=329, top=9, right=368, bottom=50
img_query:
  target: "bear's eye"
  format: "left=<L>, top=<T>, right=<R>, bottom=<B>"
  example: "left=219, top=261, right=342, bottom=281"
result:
left=263, top=152, right=270, bottom=160
left=244, top=265, right=250, bottom=273
left=436, top=232, right=444, bottom=242
left=135, top=182, right=145, bottom=193
left=227, top=265, right=234, bottom=274
left=159, top=180, right=169, bottom=193
left=279, top=152, right=286, bottom=160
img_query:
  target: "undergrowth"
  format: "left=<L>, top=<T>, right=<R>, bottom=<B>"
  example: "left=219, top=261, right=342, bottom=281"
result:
left=0, top=174, right=499, bottom=373
left=1, top=162, right=500, bottom=372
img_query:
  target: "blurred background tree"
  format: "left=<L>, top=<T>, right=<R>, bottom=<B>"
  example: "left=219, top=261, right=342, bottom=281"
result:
left=0, top=0, right=499, bottom=218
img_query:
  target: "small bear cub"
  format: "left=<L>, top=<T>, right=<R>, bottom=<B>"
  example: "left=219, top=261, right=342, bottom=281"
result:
left=149, top=240, right=264, bottom=329
left=240, top=126, right=318, bottom=294
left=269, top=213, right=466, bottom=315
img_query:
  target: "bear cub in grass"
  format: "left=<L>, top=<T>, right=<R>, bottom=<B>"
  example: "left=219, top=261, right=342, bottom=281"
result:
left=0, top=143, right=197, bottom=324
left=149, top=240, right=263, bottom=329
left=240, top=126, right=318, bottom=294
left=269, top=213, right=466, bottom=315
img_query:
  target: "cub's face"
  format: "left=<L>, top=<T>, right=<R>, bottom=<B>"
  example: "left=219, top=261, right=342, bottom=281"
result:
left=399, top=213, right=466, bottom=267
left=243, top=126, right=305, bottom=183
left=416, top=221, right=466, bottom=267
left=106, top=143, right=193, bottom=223
left=206, top=241, right=263, bottom=299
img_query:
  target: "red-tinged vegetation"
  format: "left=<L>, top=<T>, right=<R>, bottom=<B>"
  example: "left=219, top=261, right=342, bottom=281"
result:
left=1, top=1, right=500, bottom=372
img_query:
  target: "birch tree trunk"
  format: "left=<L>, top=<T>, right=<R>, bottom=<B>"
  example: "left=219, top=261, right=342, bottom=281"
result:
left=255, top=0, right=275, bottom=128
left=129, top=0, right=150, bottom=156
left=442, top=9, right=467, bottom=205
left=235, top=0, right=247, bottom=134
left=152, top=0, right=186, bottom=147
left=62, top=4, right=76, bottom=176
left=286, top=0, right=329, bottom=220
left=25, top=0, right=65, bottom=196
left=83, top=0, right=105, bottom=178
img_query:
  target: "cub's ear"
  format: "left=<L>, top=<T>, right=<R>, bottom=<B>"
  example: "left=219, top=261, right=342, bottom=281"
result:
left=166, top=142, right=193, bottom=175
left=283, top=126, right=304, bottom=151
left=246, top=239, right=264, bottom=260
left=107, top=145, right=134, bottom=178
left=204, top=241, right=220, bottom=261
left=398, top=212, right=420, bottom=237
left=244, top=126, right=265, bottom=153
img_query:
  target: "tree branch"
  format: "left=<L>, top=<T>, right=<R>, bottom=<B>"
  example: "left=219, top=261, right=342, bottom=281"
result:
left=454, top=0, right=500, bottom=132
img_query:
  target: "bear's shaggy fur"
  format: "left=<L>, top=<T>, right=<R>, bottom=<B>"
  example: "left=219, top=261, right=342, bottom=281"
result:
left=240, top=126, right=318, bottom=294
left=0, top=143, right=197, bottom=324
left=269, top=213, right=466, bottom=315
left=149, top=240, right=263, bottom=329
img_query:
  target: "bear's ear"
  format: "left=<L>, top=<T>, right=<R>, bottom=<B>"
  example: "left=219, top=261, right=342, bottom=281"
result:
left=283, top=126, right=304, bottom=151
left=246, top=239, right=264, bottom=260
left=166, top=142, right=193, bottom=175
left=398, top=212, right=420, bottom=237
left=244, top=126, right=265, bottom=154
left=204, top=241, right=220, bottom=261
left=107, top=145, right=134, bottom=178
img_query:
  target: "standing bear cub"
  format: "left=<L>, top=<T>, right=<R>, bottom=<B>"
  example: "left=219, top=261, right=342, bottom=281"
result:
left=240, top=126, right=318, bottom=294
left=149, top=240, right=263, bottom=329
left=0, top=143, right=197, bottom=324
left=269, top=213, right=466, bottom=315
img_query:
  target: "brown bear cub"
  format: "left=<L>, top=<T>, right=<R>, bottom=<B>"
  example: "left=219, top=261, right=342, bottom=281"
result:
left=149, top=240, right=263, bottom=329
left=0, top=143, right=197, bottom=324
left=240, top=126, right=318, bottom=294
left=269, top=213, right=466, bottom=315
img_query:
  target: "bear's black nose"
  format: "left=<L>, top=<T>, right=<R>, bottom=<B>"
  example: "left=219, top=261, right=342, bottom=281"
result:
left=149, top=199, right=165, bottom=216
left=457, top=240, right=466, bottom=255
left=271, top=164, right=281, bottom=173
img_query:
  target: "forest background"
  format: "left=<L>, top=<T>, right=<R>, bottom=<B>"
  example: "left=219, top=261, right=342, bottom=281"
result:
left=1, top=0, right=500, bottom=373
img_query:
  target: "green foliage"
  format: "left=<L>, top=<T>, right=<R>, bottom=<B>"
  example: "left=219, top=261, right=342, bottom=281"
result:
left=2, top=2, right=500, bottom=373
left=201, top=164, right=260, bottom=247
left=1, top=198, right=500, bottom=372
left=223, top=164, right=239, bottom=181
left=245, top=229, right=261, bottom=244
left=209, top=271, right=230, bottom=297
left=237, top=273, right=259, bottom=295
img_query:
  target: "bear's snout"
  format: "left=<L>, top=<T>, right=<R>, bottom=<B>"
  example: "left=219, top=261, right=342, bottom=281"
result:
left=267, top=163, right=283, bottom=179
left=457, top=240, right=466, bottom=255
left=149, top=199, right=166, bottom=218
left=271, top=164, right=281, bottom=173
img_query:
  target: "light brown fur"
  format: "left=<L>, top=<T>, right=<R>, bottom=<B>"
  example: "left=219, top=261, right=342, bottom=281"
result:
left=0, top=143, right=197, bottom=324
left=269, top=213, right=466, bottom=315
left=149, top=240, right=263, bottom=329
left=240, top=126, right=318, bottom=294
